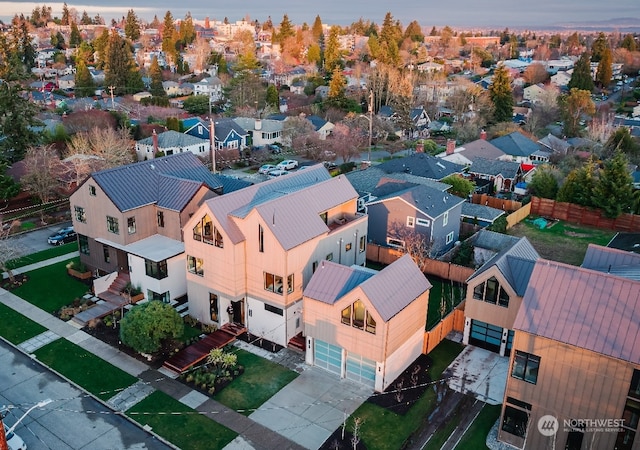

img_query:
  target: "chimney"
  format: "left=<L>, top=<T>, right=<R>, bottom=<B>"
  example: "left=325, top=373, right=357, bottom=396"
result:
left=255, top=118, right=262, bottom=130
left=446, top=139, right=456, bottom=155
left=152, top=129, right=158, bottom=153
left=209, top=118, right=216, bottom=172
left=480, top=129, right=487, bottom=140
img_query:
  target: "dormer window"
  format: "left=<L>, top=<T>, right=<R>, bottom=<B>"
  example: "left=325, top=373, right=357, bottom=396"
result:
left=472, top=276, right=510, bottom=307
left=341, top=299, right=376, bottom=334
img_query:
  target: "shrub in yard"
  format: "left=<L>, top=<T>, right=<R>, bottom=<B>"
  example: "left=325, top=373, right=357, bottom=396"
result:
left=120, top=301, right=184, bottom=353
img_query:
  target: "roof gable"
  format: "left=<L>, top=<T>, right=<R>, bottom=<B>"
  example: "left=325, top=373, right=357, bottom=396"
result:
left=490, top=132, right=541, bottom=157
left=376, top=153, right=464, bottom=181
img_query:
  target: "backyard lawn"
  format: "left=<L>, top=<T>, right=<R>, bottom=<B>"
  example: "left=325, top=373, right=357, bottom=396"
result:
left=0, top=302, right=47, bottom=344
left=127, top=391, right=237, bottom=450
left=508, top=217, right=616, bottom=266
left=345, top=340, right=464, bottom=450
left=213, top=348, right=299, bottom=415
left=12, top=258, right=90, bottom=313
left=34, top=338, right=138, bottom=401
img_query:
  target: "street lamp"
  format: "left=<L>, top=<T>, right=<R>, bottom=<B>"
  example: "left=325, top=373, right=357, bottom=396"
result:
left=1, top=398, right=53, bottom=447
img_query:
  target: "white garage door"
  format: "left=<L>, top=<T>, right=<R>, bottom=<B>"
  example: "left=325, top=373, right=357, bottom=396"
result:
left=314, top=340, right=342, bottom=375
left=345, top=353, right=376, bottom=388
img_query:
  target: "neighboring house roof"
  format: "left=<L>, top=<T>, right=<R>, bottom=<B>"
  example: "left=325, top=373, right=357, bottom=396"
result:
left=460, top=202, right=506, bottom=223
left=368, top=182, right=465, bottom=220
left=233, top=117, right=283, bottom=134
left=538, top=133, right=571, bottom=154
left=213, top=117, right=248, bottom=141
left=378, top=105, right=394, bottom=118
left=306, top=115, right=330, bottom=131
left=490, top=131, right=541, bottom=157
left=468, top=157, right=521, bottom=179
left=205, top=165, right=356, bottom=250
left=376, top=153, right=464, bottom=181
left=137, top=130, right=208, bottom=149
left=194, top=76, right=222, bottom=86
left=606, top=232, right=640, bottom=254
left=468, top=230, right=539, bottom=296
left=437, top=139, right=506, bottom=165
left=514, top=254, right=640, bottom=365
left=581, top=243, right=640, bottom=281
left=305, top=254, right=431, bottom=321
left=88, top=152, right=229, bottom=212
left=345, top=166, right=450, bottom=198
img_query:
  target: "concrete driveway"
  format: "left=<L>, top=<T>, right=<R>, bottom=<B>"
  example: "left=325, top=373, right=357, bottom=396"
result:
left=249, top=367, right=372, bottom=450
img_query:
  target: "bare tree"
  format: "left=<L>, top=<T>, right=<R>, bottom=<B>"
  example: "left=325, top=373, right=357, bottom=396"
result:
left=522, top=62, right=549, bottom=85
left=0, top=221, right=26, bottom=284
left=326, top=123, right=365, bottom=163
left=389, top=220, right=433, bottom=271
left=22, top=145, right=64, bottom=222
left=351, top=417, right=363, bottom=450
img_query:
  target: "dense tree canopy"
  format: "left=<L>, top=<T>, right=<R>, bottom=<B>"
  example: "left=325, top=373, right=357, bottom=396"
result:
left=489, top=65, right=514, bottom=123
left=120, top=301, right=184, bottom=353
left=568, top=52, right=594, bottom=92
left=593, top=151, right=634, bottom=218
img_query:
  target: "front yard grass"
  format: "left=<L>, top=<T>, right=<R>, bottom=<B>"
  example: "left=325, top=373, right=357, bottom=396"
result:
left=508, top=218, right=615, bottom=266
left=127, top=391, right=237, bottom=450
left=12, top=258, right=89, bottom=313
left=454, top=403, right=502, bottom=450
left=213, top=348, right=299, bottom=415
left=0, top=302, right=47, bottom=344
left=6, top=242, right=77, bottom=270
left=34, top=338, right=137, bottom=401
left=347, top=340, right=464, bottom=449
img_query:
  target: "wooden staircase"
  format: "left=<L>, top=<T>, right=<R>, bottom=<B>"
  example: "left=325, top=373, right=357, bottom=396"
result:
left=107, top=272, right=130, bottom=295
left=287, top=333, right=305, bottom=353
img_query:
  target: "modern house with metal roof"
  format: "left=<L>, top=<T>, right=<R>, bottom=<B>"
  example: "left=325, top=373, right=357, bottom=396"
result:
left=69, top=152, right=250, bottom=311
left=462, top=230, right=539, bottom=357
left=183, top=165, right=368, bottom=348
left=498, top=245, right=640, bottom=450
left=303, top=255, right=431, bottom=391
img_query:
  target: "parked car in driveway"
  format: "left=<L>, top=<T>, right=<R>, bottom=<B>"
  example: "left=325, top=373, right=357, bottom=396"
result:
left=258, top=164, right=277, bottom=174
left=47, top=226, right=76, bottom=245
left=267, top=169, right=290, bottom=179
left=276, top=159, right=298, bottom=170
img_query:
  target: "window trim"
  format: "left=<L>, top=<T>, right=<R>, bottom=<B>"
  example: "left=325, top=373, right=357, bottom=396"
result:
left=187, top=255, right=204, bottom=276
left=443, top=211, right=449, bottom=226
left=127, top=216, right=136, bottom=234
left=406, top=216, right=415, bottom=228
left=106, top=216, right=119, bottom=234
left=416, top=218, right=430, bottom=227
left=89, top=185, right=96, bottom=196
left=74, top=205, right=86, bottom=223
left=511, top=351, right=540, bottom=384
left=359, top=235, right=366, bottom=253
left=446, top=231, right=454, bottom=244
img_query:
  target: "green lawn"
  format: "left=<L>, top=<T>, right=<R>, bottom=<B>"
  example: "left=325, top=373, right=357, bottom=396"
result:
left=454, top=403, right=502, bottom=450
left=34, top=339, right=137, bottom=401
left=12, top=259, right=89, bottom=313
left=213, top=348, right=298, bottom=415
left=427, top=277, right=466, bottom=330
left=348, top=340, right=465, bottom=449
left=127, top=391, right=237, bottom=450
left=508, top=218, right=616, bottom=266
left=423, top=407, right=462, bottom=450
left=6, top=242, right=77, bottom=270
left=0, top=302, right=47, bottom=344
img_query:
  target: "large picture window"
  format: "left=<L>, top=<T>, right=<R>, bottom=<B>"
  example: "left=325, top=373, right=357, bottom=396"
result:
left=501, top=403, right=530, bottom=438
left=472, top=276, right=510, bottom=307
left=341, top=299, right=376, bottom=334
left=512, top=351, right=540, bottom=384
left=145, top=259, right=168, bottom=280
left=264, top=272, right=283, bottom=294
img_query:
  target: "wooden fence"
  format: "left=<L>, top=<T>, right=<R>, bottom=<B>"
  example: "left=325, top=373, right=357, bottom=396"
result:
left=505, top=202, right=531, bottom=230
left=530, top=197, right=640, bottom=232
left=472, top=193, right=522, bottom=212
left=366, top=243, right=474, bottom=283
left=423, top=306, right=465, bottom=354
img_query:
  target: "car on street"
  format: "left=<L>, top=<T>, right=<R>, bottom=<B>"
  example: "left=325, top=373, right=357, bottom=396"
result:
left=267, top=169, right=290, bottom=179
left=276, top=159, right=298, bottom=170
left=258, top=164, right=277, bottom=174
left=4, top=423, right=27, bottom=450
left=47, top=226, right=76, bottom=245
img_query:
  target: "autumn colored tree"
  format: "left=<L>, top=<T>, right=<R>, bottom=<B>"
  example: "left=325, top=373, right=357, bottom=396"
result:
left=403, top=20, right=424, bottom=43
left=326, top=123, right=365, bottom=163
left=22, top=145, right=63, bottom=217
left=620, top=34, right=637, bottom=52
left=559, top=88, right=595, bottom=137
left=489, top=65, right=514, bottom=123
left=522, top=62, right=549, bottom=85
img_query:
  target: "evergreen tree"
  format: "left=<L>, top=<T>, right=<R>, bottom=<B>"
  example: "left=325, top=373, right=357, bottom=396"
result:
left=276, top=14, right=295, bottom=47
left=527, top=165, right=559, bottom=199
left=307, top=43, right=321, bottom=66
left=595, top=46, right=613, bottom=89
left=557, top=158, right=597, bottom=207
left=149, top=56, right=165, bottom=97
left=312, top=15, right=323, bottom=42
left=0, top=80, right=41, bottom=162
left=568, top=52, right=594, bottom=92
left=323, top=26, right=341, bottom=73
left=104, top=30, right=135, bottom=96
left=10, top=17, right=36, bottom=73
left=327, top=67, right=345, bottom=99
left=74, top=59, right=95, bottom=97
left=92, top=29, right=110, bottom=69
left=124, top=9, right=141, bottom=41
left=162, top=11, right=178, bottom=66
left=50, top=31, right=65, bottom=49
left=61, top=2, right=70, bottom=25
left=380, top=12, right=402, bottom=48
left=80, top=10, right=92, bottom=25
left=404, top=20, right=424, bottom=43
left=127, top=68, right=145, bottom=95
left=69, top=21, right=81, bottom=47
left=590, top=32, right=607, bottom=62
left=265, top=84, right=279, bottom=108
left=179, top=12, right=196, bottom=46
left=489, top=65, right=514, bottom=123
left=593, top=150, right=634, bottom=218
left=620, top=34, right=637, bottom=52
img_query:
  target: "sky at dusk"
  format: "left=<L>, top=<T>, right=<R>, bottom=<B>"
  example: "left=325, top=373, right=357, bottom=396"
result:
left=0, top=0, right=639, bottom=29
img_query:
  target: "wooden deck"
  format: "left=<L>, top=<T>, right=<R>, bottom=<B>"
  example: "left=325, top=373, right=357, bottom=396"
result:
left=163, top=323, right=246, bottom=374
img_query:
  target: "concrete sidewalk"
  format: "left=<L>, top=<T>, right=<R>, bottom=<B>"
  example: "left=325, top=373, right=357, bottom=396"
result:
left=3, top=251, right=79, bottom=279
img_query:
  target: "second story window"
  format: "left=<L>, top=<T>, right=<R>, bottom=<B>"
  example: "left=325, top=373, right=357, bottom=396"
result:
left=258, top=224, right=264, bottom=253
left=107, top=216, right=119, bottom=234
left=145, top=259, right=168, bottom=280
left=264, top=272, right=283, bottom=294
left=127, top=217, right=136, bottom=234
left=89, top=185, right=96, bottom=196
left=341, top=299, right=376, bottom=334
left=187, top=255, right=204, bottom=276
left=443, top=211, right=449, bottom=226
left=74, top=206, right=86, bottom=223
left=512, top=351, right=540, bottom=384
left=157, top=211, right=164, bottom=228
left=472, top=276, right=510, bottom=307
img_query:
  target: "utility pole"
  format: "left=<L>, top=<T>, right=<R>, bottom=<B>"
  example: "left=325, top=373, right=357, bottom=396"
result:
left=367, top=89, right=373, bottom=163
left=108, top=85, right=115, bottom=110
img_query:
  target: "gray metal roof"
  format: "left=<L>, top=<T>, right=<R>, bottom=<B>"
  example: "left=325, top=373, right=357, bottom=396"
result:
left=376, top=153, right=464, bottom=181
left=460, top=202, right=506, bottom=222
left=305, top=254, right=431, bottom=321
left=581, top=244, right=640, bottom=281
left=137, top=130, right=209, bottom=148
left=468, top=230, right=539, bottom=296
left=515, top=257, right=640, bottom=365
left=90, top=153, right=224, bottom=212
left=345, top=166, right=450, bottom=197
left=468, top=157, right=521, bottom=179
left=369, top=183, right=465, bottom=219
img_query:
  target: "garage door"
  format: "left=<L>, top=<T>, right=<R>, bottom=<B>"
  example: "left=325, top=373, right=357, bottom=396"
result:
left=346, top=353, right=376, bottom=388
left=314, top=340, right=342, bottom=375
left=469, top=319, right=502, bottom=353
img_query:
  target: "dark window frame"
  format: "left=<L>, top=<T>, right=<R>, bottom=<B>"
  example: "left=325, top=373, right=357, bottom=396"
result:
left=145, top=259, right=168, bottom=280
left=512, top=351, right=540, bottom=384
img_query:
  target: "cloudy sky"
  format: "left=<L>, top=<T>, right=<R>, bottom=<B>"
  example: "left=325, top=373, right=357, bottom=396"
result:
left=1, top=0, right=639, bottom=28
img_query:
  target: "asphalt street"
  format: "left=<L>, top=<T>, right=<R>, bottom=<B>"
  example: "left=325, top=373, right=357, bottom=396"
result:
left=9, top=222, right=74, bottom=255
left=0, top=340, right=172, bottom=450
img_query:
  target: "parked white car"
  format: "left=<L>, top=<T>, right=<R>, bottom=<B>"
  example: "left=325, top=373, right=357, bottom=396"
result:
left=268, top=169, right=290, bottom=179
left=258, top=164, right=277, bottom=175
left=276, top=159, right=298, bottom=170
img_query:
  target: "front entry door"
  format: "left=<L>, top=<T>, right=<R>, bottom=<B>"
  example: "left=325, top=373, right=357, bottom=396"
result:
left=231, top=299, right=245, bottom=326
left=117, top=250, right=129, bottom=273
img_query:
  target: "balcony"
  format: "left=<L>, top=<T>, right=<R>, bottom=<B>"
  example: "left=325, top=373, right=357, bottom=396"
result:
left=327, top=212, right=366, bottom=232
